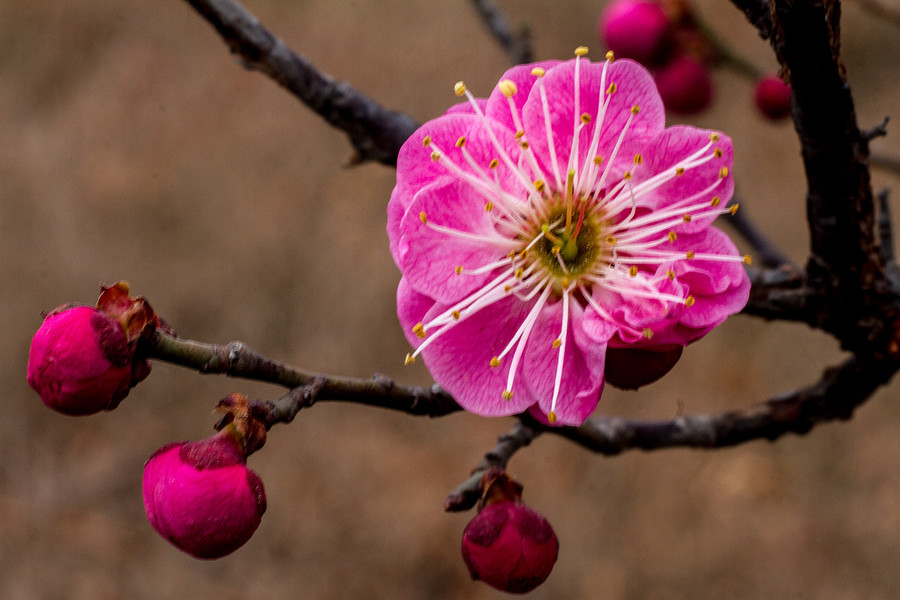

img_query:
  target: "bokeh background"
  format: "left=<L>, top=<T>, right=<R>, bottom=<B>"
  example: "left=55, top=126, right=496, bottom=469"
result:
left=2, top=1, right=900, bottom=598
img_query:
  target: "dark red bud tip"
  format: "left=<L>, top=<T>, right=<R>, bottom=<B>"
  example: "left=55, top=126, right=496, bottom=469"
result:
left=754, top=74, right=792, bottom=120
left=653, top=54, right=713, bottom=114
left=27, top=305, right=141, bottom=415
left=599, top=0, right=674, bottom=66
left=462, top=501, right=559, bottom=594
left=605, top=344, right=684, bottom=390
left=143, top=432, right=267, bottom=559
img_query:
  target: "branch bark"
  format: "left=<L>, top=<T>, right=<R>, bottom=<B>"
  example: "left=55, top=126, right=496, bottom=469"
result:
left=184, top=0, right=418, bottom=165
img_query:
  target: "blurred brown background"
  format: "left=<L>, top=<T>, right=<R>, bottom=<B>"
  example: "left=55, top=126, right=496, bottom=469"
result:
left=2, top=1, right=900, bottom=598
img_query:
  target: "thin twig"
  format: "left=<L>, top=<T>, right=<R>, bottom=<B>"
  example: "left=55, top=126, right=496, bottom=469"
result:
left=147, top=330, right=461, bottom=417
left=444, top=420, right=541, bottom=511
left=183, top=0, right=418, bottom=165
left=469, top=0, right=533, bottom=65
left=727, top=197, right=793, bottom=267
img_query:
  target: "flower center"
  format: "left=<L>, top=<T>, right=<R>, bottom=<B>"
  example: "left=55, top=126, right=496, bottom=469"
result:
left=530, top=202, right=603, bottom=289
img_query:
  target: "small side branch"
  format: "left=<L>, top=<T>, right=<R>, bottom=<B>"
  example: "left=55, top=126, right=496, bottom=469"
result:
left=469, top=0, right=533, bottom=64
left=444, top=419, right=541, bottom=511
left=148, top=330, right=461, bottom=417
left=183, top=0, right=418, bottom=165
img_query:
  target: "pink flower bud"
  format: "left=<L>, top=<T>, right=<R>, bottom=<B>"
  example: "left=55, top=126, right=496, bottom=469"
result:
left=653, top=54, right=713, bottom=114
left=142, top=429, right=267, bottom=559
left=754, top=74, right=792, bottom=120
left=599, top=0, right=673, bottom=65
left=605, top=343, right=684, bottom=389
left=27, top=305, right=148, bottom=415
left=462, top=500, right=559, bottom=594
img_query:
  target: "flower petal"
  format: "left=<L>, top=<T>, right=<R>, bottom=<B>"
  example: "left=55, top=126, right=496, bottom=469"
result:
left=398, top=179, right=508, bottom=305
left=396, top=278, right=537, bottom=417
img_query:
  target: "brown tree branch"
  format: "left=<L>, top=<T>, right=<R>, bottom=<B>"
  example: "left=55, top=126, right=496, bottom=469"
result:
left=469, top=0, right=533, bottom=65
left=183, top=0, right=418, bottom=165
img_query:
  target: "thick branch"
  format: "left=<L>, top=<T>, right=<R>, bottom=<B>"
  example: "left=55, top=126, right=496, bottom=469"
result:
left=547, top=355, right=894, bottom=454
left=183, top=0, right=418, bottom=165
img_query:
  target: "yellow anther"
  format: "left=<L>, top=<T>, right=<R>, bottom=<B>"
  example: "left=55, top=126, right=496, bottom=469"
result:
left=455, top=136, right=466, bottom=148
left=743, top=255, right=752, bottom=265
left=547, top=411, right=558, bottom=423
left=518, top=249, right=528, bottom=259
left=430, top=151, right=441, bottom=162
left=502, top=390, right=514, bottom=400
left=629, top=265, right=638, bottom=277
left=453, top=81, right=467, bottom=96
left=404, top=353, right=415, bottom=365
left=606, top=83, right=617, bottom=95
left=412, top=322, right=426, bottom=338
left=709, top=133, right=720, bottom=142
left=605, top=50, right=615, bottom=61
left=683, top=214, right=693, bottom=222
left=551, top=246, right=561, bottom=256
left=685, top=295, right=696, bottom=307
left=634, top=153, right=643, bottom=165
left=561, top=277, right=571, bottom=288
left=710, top=196, right=721, bottom=207
left=422, top=136, right=431, bottom=147
left=504, top=285, right=512, bottom=293
left=419, top=211, right=427, bottom=224
left=552, top=338, right=562, bottom=348
left=452, top=310, right=461, bottom=320
left=668, top=231, right=677, bottom=243
left=520, top=141, right=530, bottom=149
left=531, top=67, right=546, bottom=77
left=605, top=235, right=617, bottom=245
left=593, top=156, right=604, bottom=165
left=574, top=46, right=589, bottom=56
left=631, top=105, right=641, bottom=115
left=729, top=203, right=740, bottom=215
left=581, top=113, right=591, bottom=124
left=514, top=130, right=525, bottom=139
left=489, top=158, right=499, bottom=169
left=666, top=269, right=676, bottom=280
left=643, top=328, right=653, bottom=339
left=534, top=179, right=545, bottom=192
left=454, top=265, right=463, bottom=275
left=675, top=167, right=685, bottom=176
left=686, top=251, right=695, bottom=260
left=485, top=202, right=494, bottom=212
left=507, top=250, right=516, bottom=259
left=514, top=267, right=524, bottom=279
left=498, top=79, right=518, bottom=97
left=719, top=166, right=729, bottom=178
left=623, top=171, right=632, bottom=180
left=714, top=148, right=723, bottom=158
left=490, top=356, right=501, bottom=367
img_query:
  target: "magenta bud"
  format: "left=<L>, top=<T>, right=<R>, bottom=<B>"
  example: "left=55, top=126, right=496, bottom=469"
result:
left=599, top=0, right=673, bottom=65
left=653, top=54, right=713, bottom=114
left=142, top=429, right=267, bottom=559
left=754, top=74, right=791, bottom=120
left=462, top=500, right=559, bottom=594
left=27, top=305, right=148, bottom=415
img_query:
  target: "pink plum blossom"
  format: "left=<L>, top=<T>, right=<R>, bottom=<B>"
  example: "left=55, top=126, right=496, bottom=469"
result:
left=142, top=429, right=267, bottom=559
left=388, top=49, right=750, bottom=426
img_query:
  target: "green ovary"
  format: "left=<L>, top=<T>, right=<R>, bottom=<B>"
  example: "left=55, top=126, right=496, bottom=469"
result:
left=534, top=208, right=603, bottom=280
